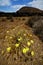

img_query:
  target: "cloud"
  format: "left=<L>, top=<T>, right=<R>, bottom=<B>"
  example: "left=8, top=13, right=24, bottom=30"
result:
left=13, top=0, right=18, bottom=1
left=28, top=0, right=43, bottom=10
left=11, top=5, right=26, bottom=12
left=0, top=0, right=11, bottom=6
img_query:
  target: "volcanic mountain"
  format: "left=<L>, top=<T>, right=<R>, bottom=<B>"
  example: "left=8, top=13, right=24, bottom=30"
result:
left=16, top=6, right=43, bottom=16
left=0, top=6, right=43, bottom=16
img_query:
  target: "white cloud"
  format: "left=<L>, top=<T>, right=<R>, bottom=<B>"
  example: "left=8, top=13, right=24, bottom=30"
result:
left=11, top=5, right=26, bottom=12
left=0, top=0, right=11, bottom=6
left=28, top=0, right=43, bottom=10
left=13, top=0, right=18, bottom=1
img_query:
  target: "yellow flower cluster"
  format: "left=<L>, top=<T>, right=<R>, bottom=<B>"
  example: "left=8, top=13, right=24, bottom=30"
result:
left=5, top=30, right=35, bottom=56
left=22, top=47, right=29, bottom=54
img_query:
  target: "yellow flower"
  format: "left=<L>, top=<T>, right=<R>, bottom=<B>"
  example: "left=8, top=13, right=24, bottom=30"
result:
left=1, top=50, right=4, bottom=54
left=24, top=34, right=26, bottom=36
left=27, top=41, right=31, bottom=46
left=22, top=47, right=29, bottom=54
left=18, top=32, right=20, bottom=35
left=18, top=37, right=22, bottom=41
left=30, top=34, right=32, bottom=37
left=9, top=36, right=13, bottom=39
left=15, top=43, right=20, bottom=48
left=26, top=47, right=29, bottom=51
left=30, top=40, right=34, bottom=44
left=7, top=47, right=11, bottom=52
left=5, top=36, right=8, bottom=39
left=31, top=51, right=35, bottom=56
left=6, top=30, right=9, bottom=33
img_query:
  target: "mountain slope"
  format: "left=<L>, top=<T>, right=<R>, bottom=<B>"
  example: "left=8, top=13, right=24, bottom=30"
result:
left=17, top=6, right=43, bottom=13
left=0, top=6, right=43, bottom=17
left=17, top=6, right=43, bottom=16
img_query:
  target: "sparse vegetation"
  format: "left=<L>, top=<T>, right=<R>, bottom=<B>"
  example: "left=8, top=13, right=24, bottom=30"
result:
left=0, top=15, right=43, bottom=65
left=0, top=24, right=42, bottom=65
left=26, top=16, right=43, bottom=41
left=22, top=18, right=25, bottom=20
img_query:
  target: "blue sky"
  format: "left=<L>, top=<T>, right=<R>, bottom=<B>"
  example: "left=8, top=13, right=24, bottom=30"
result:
left=0, top=0, right=43, bottom=12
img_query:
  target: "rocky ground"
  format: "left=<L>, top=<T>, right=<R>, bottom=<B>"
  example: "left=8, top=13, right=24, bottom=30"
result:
left=0, top=16, right=43, bottom=65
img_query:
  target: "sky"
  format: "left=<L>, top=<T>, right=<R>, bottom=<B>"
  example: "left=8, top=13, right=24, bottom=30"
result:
left=0, top=0, right=43, bottom=12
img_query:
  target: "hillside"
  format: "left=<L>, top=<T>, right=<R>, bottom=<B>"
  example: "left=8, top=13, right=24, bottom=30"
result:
left=0, top=7, right=43, bottom=65
left=0, top=16, right=43, bottom=65
left=0, top=6, right=43, bottom=16
left=16, top=6, right=43, bottom=16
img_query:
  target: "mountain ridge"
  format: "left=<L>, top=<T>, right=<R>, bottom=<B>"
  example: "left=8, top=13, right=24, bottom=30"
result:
left=17, top=6, right=43, bottom=13
left=0, top=6, right=43, bottom=16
